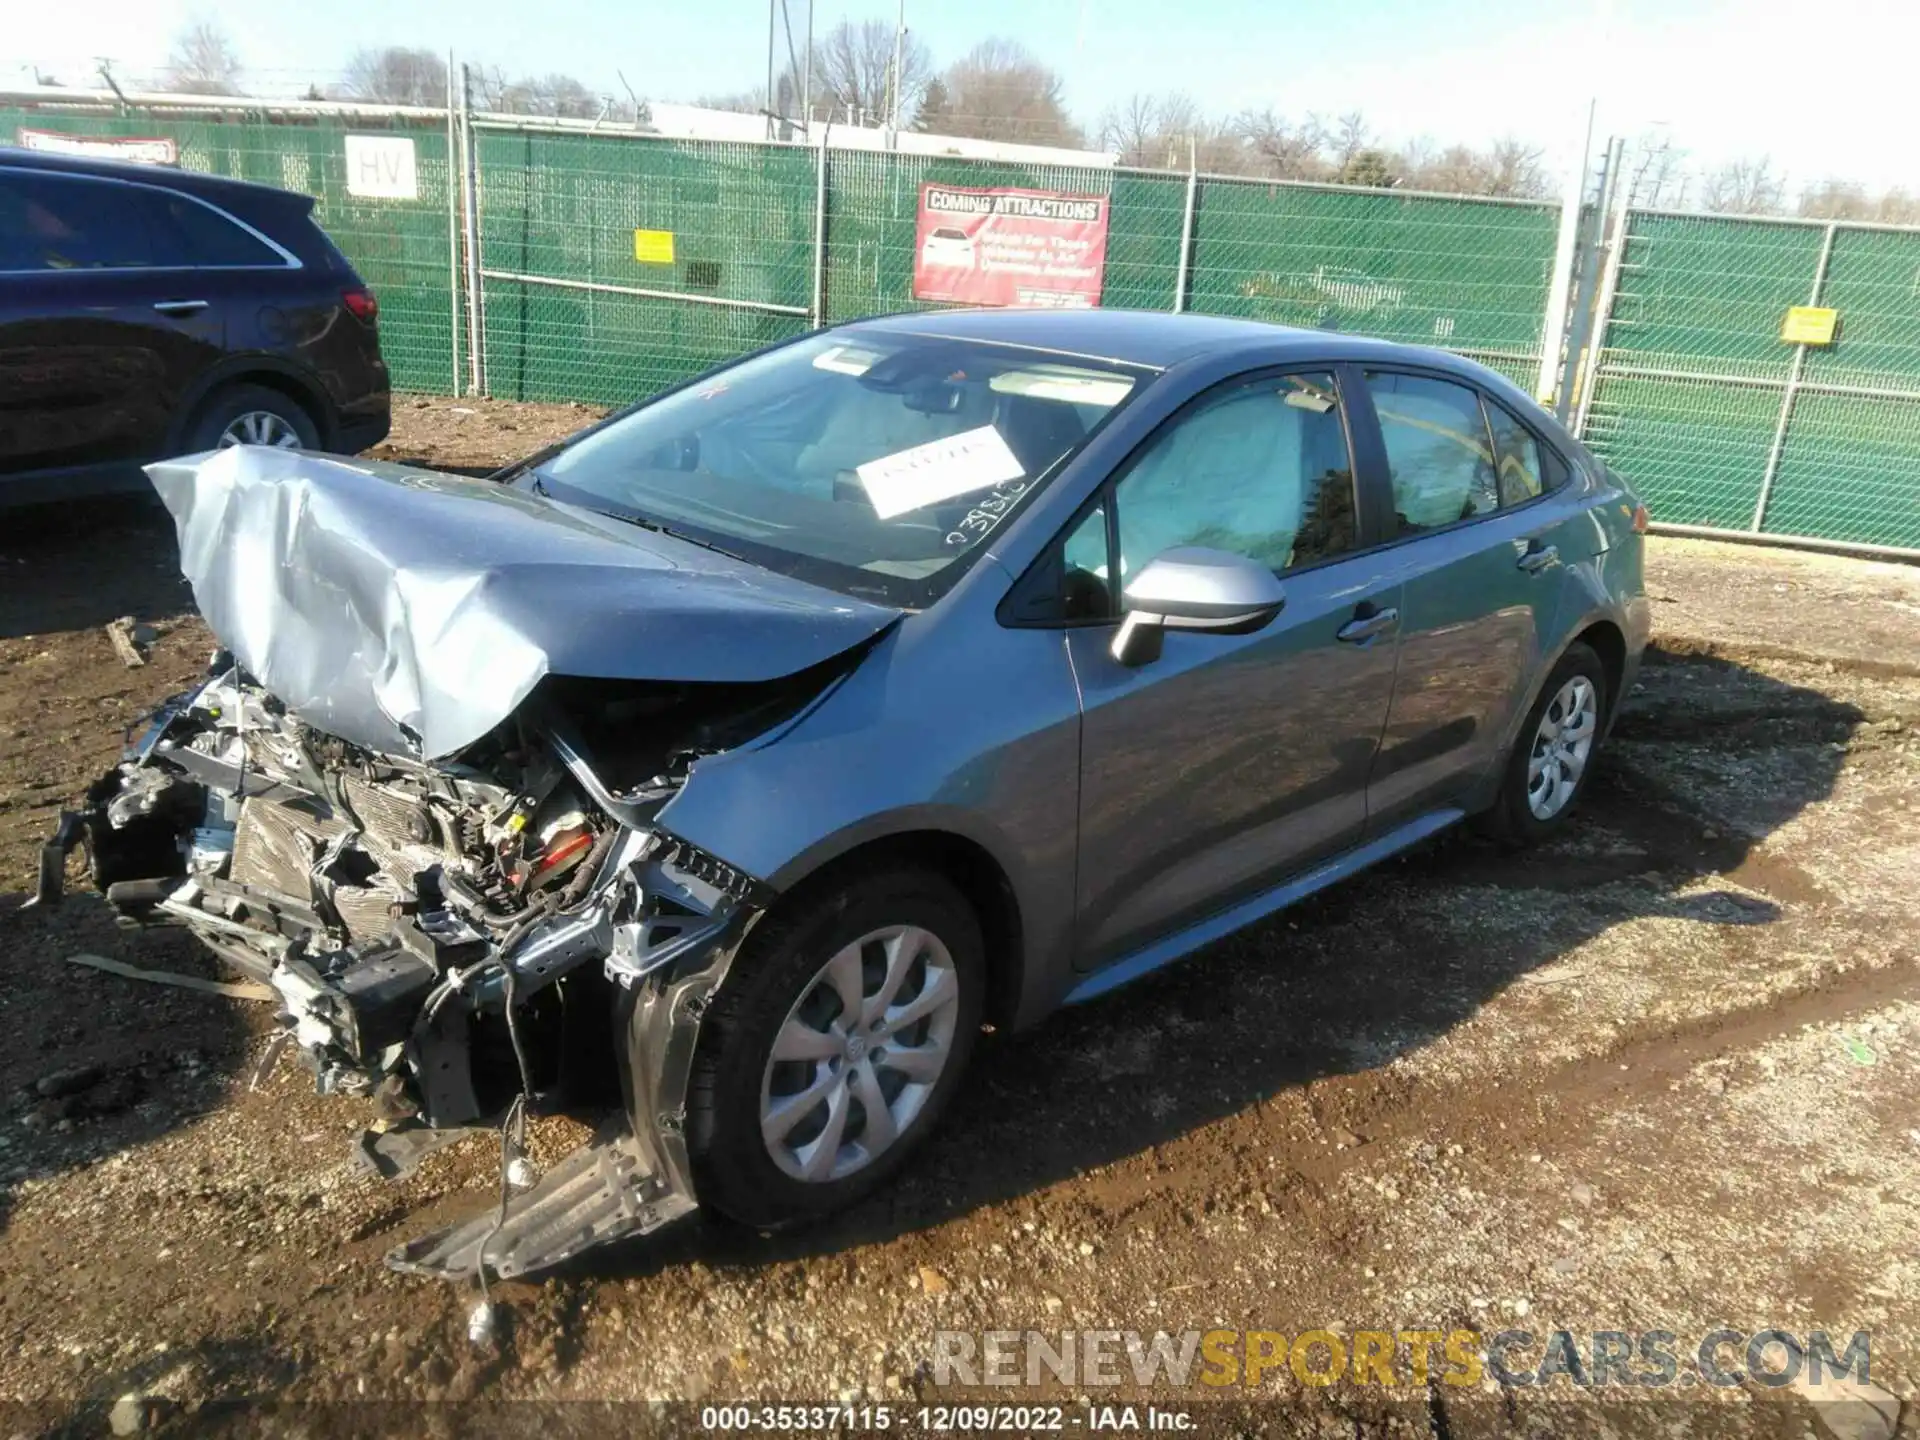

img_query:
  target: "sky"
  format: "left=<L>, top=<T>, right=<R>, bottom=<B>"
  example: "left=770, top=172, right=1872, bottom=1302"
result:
left=9, top=0, right=1917, bottom=196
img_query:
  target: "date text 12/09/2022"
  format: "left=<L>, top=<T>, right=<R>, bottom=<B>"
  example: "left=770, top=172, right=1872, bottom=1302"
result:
left=698, top=1405, right=1194, bottom=1432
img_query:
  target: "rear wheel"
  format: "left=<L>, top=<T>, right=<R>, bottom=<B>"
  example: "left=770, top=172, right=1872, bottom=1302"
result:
left=185, top=383, right=320, bottom=453
left=1481, top=641, right=1608, bottom=844
left=686, top=867, right=984, bottom=1229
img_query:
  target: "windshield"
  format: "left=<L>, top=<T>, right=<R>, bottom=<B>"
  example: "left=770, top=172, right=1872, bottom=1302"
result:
left=527, top=331, right=1142, bottom=606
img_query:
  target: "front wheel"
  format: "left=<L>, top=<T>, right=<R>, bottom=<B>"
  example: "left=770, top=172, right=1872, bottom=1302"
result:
left=685, top=867, right=984, bottom=1229
left=1481, top=641, right=1608, bottom=844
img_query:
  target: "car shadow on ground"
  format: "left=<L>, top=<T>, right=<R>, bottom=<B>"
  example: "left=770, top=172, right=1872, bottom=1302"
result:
left=0, top=466, right=501, bottom=640
left=0, top=496, right=192, bottom=639
left=568, top=646, right=1864, bottom=1283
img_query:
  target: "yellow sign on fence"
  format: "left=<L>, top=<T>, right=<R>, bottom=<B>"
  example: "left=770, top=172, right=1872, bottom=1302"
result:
left=633, top=229, right=676, bottom=264
left=1781, top=306, right=1838, bottom=346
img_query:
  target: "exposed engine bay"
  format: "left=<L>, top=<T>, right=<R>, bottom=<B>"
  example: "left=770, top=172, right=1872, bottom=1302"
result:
left=38, top=655, right=815, bottom=1282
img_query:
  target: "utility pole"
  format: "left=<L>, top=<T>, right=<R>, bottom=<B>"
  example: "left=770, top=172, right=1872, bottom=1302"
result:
left=765, top=0, right=778, bottom=141
left=889, top=0, right=906, bottom=136
left=800, top=0, right=813, bottom=138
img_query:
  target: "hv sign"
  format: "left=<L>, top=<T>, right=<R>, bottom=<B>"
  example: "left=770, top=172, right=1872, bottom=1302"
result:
left=344, top=135, right=418, bottom=200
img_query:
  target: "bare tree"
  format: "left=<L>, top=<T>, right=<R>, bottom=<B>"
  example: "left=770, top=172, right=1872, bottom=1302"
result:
left=1097, top=92, right=1163, bottom=163
left=1329, top=111, right=1370, bottom=172
left=1232, top=108, right=1330, bottom=180
left=163, top=20, right=241, bottom=96
left=938, top=38, right=1080, bottom=146
left=1097, top=91, right=1212, bottom=167
left=812, top=18, right=930, bottom=125
left=474, top=66, right=606, bottom=119
left=1395, top=137, right=1549, bottom=197
left=1798, top=179, right=1920, bottom=225
left=1623, top=130, right=1688, bottom=209
left=341, top=47, right=447, bottom=107
left=1702, top=156, right=1787, bottom=215
left=1484, top=138, right=1550, bottom=198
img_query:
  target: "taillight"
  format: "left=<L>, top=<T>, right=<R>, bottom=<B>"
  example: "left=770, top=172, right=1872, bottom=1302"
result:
left=1632, top=503, right=1650, bottom=534
left=342, top=288, right=378, bottom=322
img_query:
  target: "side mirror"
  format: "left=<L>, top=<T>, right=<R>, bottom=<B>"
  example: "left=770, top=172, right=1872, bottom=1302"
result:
left=1110, top=546, right=1286, bottom=666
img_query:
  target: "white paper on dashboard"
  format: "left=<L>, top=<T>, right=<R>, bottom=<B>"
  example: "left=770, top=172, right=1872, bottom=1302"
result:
left=856, top=425, right=1026, bottom=520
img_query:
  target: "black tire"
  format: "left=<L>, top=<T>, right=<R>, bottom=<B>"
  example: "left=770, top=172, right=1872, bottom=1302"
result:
left=184, top=383, right=321, bottom=453
left=1479, top=641, right=1609, bottom=845
left=686, top=866, right=985, bottom=1230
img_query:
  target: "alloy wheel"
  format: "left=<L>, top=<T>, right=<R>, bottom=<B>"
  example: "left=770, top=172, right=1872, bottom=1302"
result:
left=1527, top=674, right=1598, bottom=820
left=759, top=924, right=962, bottom=1183
left=218, top=410, right=303, bottom=449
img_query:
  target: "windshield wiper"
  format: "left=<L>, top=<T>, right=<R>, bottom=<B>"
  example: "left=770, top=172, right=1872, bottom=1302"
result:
left=599, top=509, right=749, bottom=564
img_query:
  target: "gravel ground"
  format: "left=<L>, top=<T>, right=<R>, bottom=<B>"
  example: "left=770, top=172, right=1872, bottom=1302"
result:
left=1, top=397, right=1916, bottom=1438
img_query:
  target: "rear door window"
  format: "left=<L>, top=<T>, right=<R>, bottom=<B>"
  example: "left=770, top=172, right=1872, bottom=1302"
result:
left=1365, top=371, right=1499, bottom=535
left=0, top=171, right=164, bottom=270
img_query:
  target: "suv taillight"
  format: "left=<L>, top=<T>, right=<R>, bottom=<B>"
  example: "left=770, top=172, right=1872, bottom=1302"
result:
left=342, top=288, right=378, bottom=322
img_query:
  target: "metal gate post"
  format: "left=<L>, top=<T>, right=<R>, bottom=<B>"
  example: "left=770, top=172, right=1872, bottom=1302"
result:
left=1556, top=136, right=1622, bottom=424
left=1536, top=102, right=1597, bottom=408
left=444, top=52, right=462, bottom=396
left=1751, top=222, right=1837, bottom=532
left=810, top=128, right=829, bottom=329
left=1172, top=140, right=1197, bottom=314
left=458, top=64, right=486, bottom=396
left=1573, top=180, right=1633, bottom=441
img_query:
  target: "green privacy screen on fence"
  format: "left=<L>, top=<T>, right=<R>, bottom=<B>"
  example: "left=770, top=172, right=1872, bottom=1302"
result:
left=1, top=107, right=459, bottom=394
left=15, top=104, right=1913, bottom=553
left=475, top=129, right=814, bottom=403
left=1582, top=210, right=1920, bottom=551
left=472, top=131, right=1559, bottom=405
left=1186, top=182, right=1558, bottom=389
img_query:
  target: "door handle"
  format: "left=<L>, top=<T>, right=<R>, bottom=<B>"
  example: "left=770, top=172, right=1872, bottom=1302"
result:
left=1516, top=542, right=1559, bottom=573
left=152, top=299, right=210, bottom=316
left=1336, top=606, right=1399, bottom=644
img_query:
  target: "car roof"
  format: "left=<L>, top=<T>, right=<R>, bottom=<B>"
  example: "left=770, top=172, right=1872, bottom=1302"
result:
left=845, top=307, right=1504, bottom=382
left=0, top=145, right=312, bottom=210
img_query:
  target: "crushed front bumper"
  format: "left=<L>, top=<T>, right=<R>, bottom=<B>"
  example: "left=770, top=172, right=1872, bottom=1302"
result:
left=37, top=690, right=766, bottom=1285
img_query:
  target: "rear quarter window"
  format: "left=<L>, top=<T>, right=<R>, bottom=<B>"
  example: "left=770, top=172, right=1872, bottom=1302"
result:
left=148, top=193, right=286, bottom=267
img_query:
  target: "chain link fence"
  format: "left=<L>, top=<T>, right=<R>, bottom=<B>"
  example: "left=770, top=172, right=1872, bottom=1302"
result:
left=2, top=106, right=460, bottom=394
left=1579, top=209, right=1920, bottom=553
left=471, top=132, right=1560, bottom=404
left=9, top=99, right=1918, bottom=556
left=475, top=128, right=813, bottom=403
left=1187, top=179, right=1559, bottom=390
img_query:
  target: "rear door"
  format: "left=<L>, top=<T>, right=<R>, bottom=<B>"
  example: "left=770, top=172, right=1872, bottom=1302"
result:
left=0, top=168, right=224, bottom=477
left=1061, top=367, right=1403, bottom=971
left=1352, top=367, right=1588, bottom=829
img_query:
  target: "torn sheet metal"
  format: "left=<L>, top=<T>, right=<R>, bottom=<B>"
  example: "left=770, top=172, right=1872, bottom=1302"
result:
left=146, top=447, right=902, bottom=759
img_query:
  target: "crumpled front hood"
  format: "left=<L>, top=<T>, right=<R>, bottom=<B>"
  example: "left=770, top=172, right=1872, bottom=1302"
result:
left=147, top=447, right=902, bottom=759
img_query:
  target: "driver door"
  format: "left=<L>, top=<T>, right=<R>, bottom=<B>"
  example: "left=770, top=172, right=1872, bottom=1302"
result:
left=1064, top=369, right=1402, bottom=971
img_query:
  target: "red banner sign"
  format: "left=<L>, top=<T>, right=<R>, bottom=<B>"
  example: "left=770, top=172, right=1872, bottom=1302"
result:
left=911, top=183, right=1109, bottom=309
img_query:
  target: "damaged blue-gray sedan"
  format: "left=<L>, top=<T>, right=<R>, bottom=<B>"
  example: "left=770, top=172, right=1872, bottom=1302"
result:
left=40, top=310, right=1650, bottom=1281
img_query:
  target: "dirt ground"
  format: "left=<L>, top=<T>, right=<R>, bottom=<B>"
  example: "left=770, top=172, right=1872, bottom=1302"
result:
left=2, top=397, right=1917, bottom=1438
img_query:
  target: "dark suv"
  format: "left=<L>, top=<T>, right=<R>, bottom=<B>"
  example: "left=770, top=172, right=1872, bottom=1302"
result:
left=0, top=147, right=390, bottom=504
